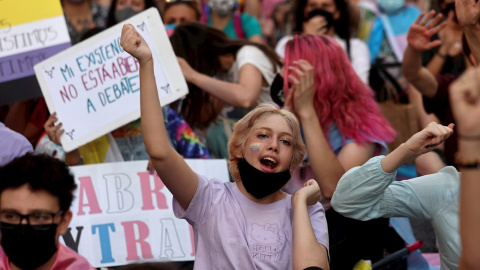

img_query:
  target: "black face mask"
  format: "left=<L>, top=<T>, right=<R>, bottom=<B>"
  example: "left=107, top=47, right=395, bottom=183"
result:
left=1, top=222, right=58, bottom=269
left=270, top=73, right=290, bottom=107
left=238, top=158, right=291, bottom=199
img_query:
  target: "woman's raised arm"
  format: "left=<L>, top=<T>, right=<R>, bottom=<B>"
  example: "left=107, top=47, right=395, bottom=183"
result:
left=120, top=24, right=198, bottom=210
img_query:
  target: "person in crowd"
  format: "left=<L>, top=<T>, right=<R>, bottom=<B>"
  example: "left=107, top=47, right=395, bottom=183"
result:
left=402, top=0, right=480, bottom=168
left=120, top=24, right=329, bottom=269
left=330, top=121, right=457, bottom=270
left=275, top=0, right=370, bottom=83
left=162, top=0, right=201, bottom=26
left=278, top=34, right=396, bottom=269
left=413, top=0, right=464, bottom=176
left=170, top=23, right=281, bottom=158
left=0, top=122, right=33, bottom=167
left=201, top=0, right=264, bottom=43
left=449, top=58, right=480, bottom=270
left=62, top=0, right=109, bottom=44
left=106, top=0, right=156, bottom=27
left=0, top=154, right=95, bottom=269
left=423, top=0, right=465, bottom=76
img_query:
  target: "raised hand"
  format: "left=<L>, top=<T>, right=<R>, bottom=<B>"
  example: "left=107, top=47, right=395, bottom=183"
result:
left=284, top=60, right=315, bottom=119
left=293, top=179, right=321, bottom=206
left=456, top=0, right=480, bottom=28
left=407, top=11, right=446, bottom=52
left=120, top=24, right=152, bottom=64
left=44, top=113, right=63, bottom=146
left=404, top=122, right=454, bottom=155
left=450, top=67, right=480, bottom=139
left=176, top=57, right=197, bottom=82
left=303, top=16, right=329, bottom=36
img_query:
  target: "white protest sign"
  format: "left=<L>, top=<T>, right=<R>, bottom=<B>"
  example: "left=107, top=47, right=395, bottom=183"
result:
left=63, top=159, right=229, bottom=268
left=34, top=8, right=187, bottom=152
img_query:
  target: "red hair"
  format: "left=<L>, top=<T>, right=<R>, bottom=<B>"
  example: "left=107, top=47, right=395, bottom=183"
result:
left=284, top=35, right=396, bottom=144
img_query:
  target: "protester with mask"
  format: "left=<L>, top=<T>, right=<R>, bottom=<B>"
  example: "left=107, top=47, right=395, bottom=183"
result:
left=106, top=0, right=156, bottom=26
left=274, top=0, right=370, bottom=83
left=62, top=0, right=109, bottom=44
left=120, top=24, right=329, bottom=270
left=202, top=0, right=264, bottom=43
left=0, top=154, right=95, bottom=270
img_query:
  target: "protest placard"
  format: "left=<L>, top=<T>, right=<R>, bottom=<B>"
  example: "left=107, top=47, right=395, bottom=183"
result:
left=0, top=0, right=71, bottom=105
left=63, top=159, right=229, bottom=267
left=35, top=8, right=187, bottom=152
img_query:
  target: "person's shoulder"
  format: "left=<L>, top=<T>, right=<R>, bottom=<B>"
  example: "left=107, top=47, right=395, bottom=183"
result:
left=240, top=12, right=258, bottom=21
left=236, top=45, right=268, bottom=62
left=53, top=244, right=95, bottom=270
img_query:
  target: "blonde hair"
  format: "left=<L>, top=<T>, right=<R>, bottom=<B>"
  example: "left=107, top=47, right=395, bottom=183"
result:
left=227, top=103, right=306, bottom=182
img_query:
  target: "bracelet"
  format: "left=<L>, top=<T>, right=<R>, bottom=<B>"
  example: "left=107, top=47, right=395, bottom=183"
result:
left=455, top=154, right=480, bottom=169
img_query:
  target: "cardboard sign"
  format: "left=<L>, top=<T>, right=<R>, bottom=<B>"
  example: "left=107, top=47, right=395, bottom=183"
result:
left=63, top=159, right=229, bottom=267
left=34, top=8, right=188, bottom=152
left=0, top=0, right=71, bottom=105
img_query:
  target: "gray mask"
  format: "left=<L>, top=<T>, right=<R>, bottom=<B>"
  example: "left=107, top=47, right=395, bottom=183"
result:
left=115, top=7, right=139, bottom=23
left=209, top=0, right=235, bottom=17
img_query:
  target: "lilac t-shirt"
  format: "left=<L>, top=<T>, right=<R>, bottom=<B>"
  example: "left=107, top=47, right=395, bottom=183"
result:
left=173, top=174, right=329, bottom=270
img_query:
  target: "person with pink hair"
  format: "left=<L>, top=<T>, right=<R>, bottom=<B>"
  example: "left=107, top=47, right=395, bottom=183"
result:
left=279, top=34, right=397, bottom=269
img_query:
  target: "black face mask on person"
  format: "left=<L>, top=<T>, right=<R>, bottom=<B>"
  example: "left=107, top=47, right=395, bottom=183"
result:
left=237, top=158, right=291, bottom=199
left=1, top=223, right=58, bottom=269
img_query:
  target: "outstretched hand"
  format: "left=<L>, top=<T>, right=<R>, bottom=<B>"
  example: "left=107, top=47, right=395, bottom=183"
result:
left=407, top=11, right=446, bottom=52
left=120, top=24, right=152, bottom=64
left=284, top=60, right=315, bottom=119
left=450, top=67, right=480, bottom=138
left=303, top=16, right=329, bottom=36
left=405, top=122, right=454, bottom=155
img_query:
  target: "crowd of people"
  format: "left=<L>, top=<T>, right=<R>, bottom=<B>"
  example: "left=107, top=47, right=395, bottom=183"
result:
left=2, top=0, right=480, bottom=269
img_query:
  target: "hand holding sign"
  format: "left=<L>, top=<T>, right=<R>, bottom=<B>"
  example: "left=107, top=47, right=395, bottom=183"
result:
left=121, top=24, right=152, bottom=64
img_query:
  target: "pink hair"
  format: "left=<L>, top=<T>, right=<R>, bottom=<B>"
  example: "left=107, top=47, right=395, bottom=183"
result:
left=284, top=35, right=396, bottom=144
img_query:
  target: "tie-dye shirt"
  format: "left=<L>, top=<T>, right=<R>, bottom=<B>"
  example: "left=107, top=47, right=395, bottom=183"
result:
left=165, top=107, right=211, bottom=159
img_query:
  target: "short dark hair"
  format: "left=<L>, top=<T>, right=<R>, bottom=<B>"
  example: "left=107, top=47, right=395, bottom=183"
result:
left=0, top=154, right=77, bottom=212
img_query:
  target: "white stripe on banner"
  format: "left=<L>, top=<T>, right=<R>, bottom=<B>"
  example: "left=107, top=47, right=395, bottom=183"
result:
left=0, top=15, right=71, bottom=58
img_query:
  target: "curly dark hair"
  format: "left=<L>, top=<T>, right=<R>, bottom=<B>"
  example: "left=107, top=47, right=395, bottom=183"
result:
left=0, top=154, right=77, bottom=212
